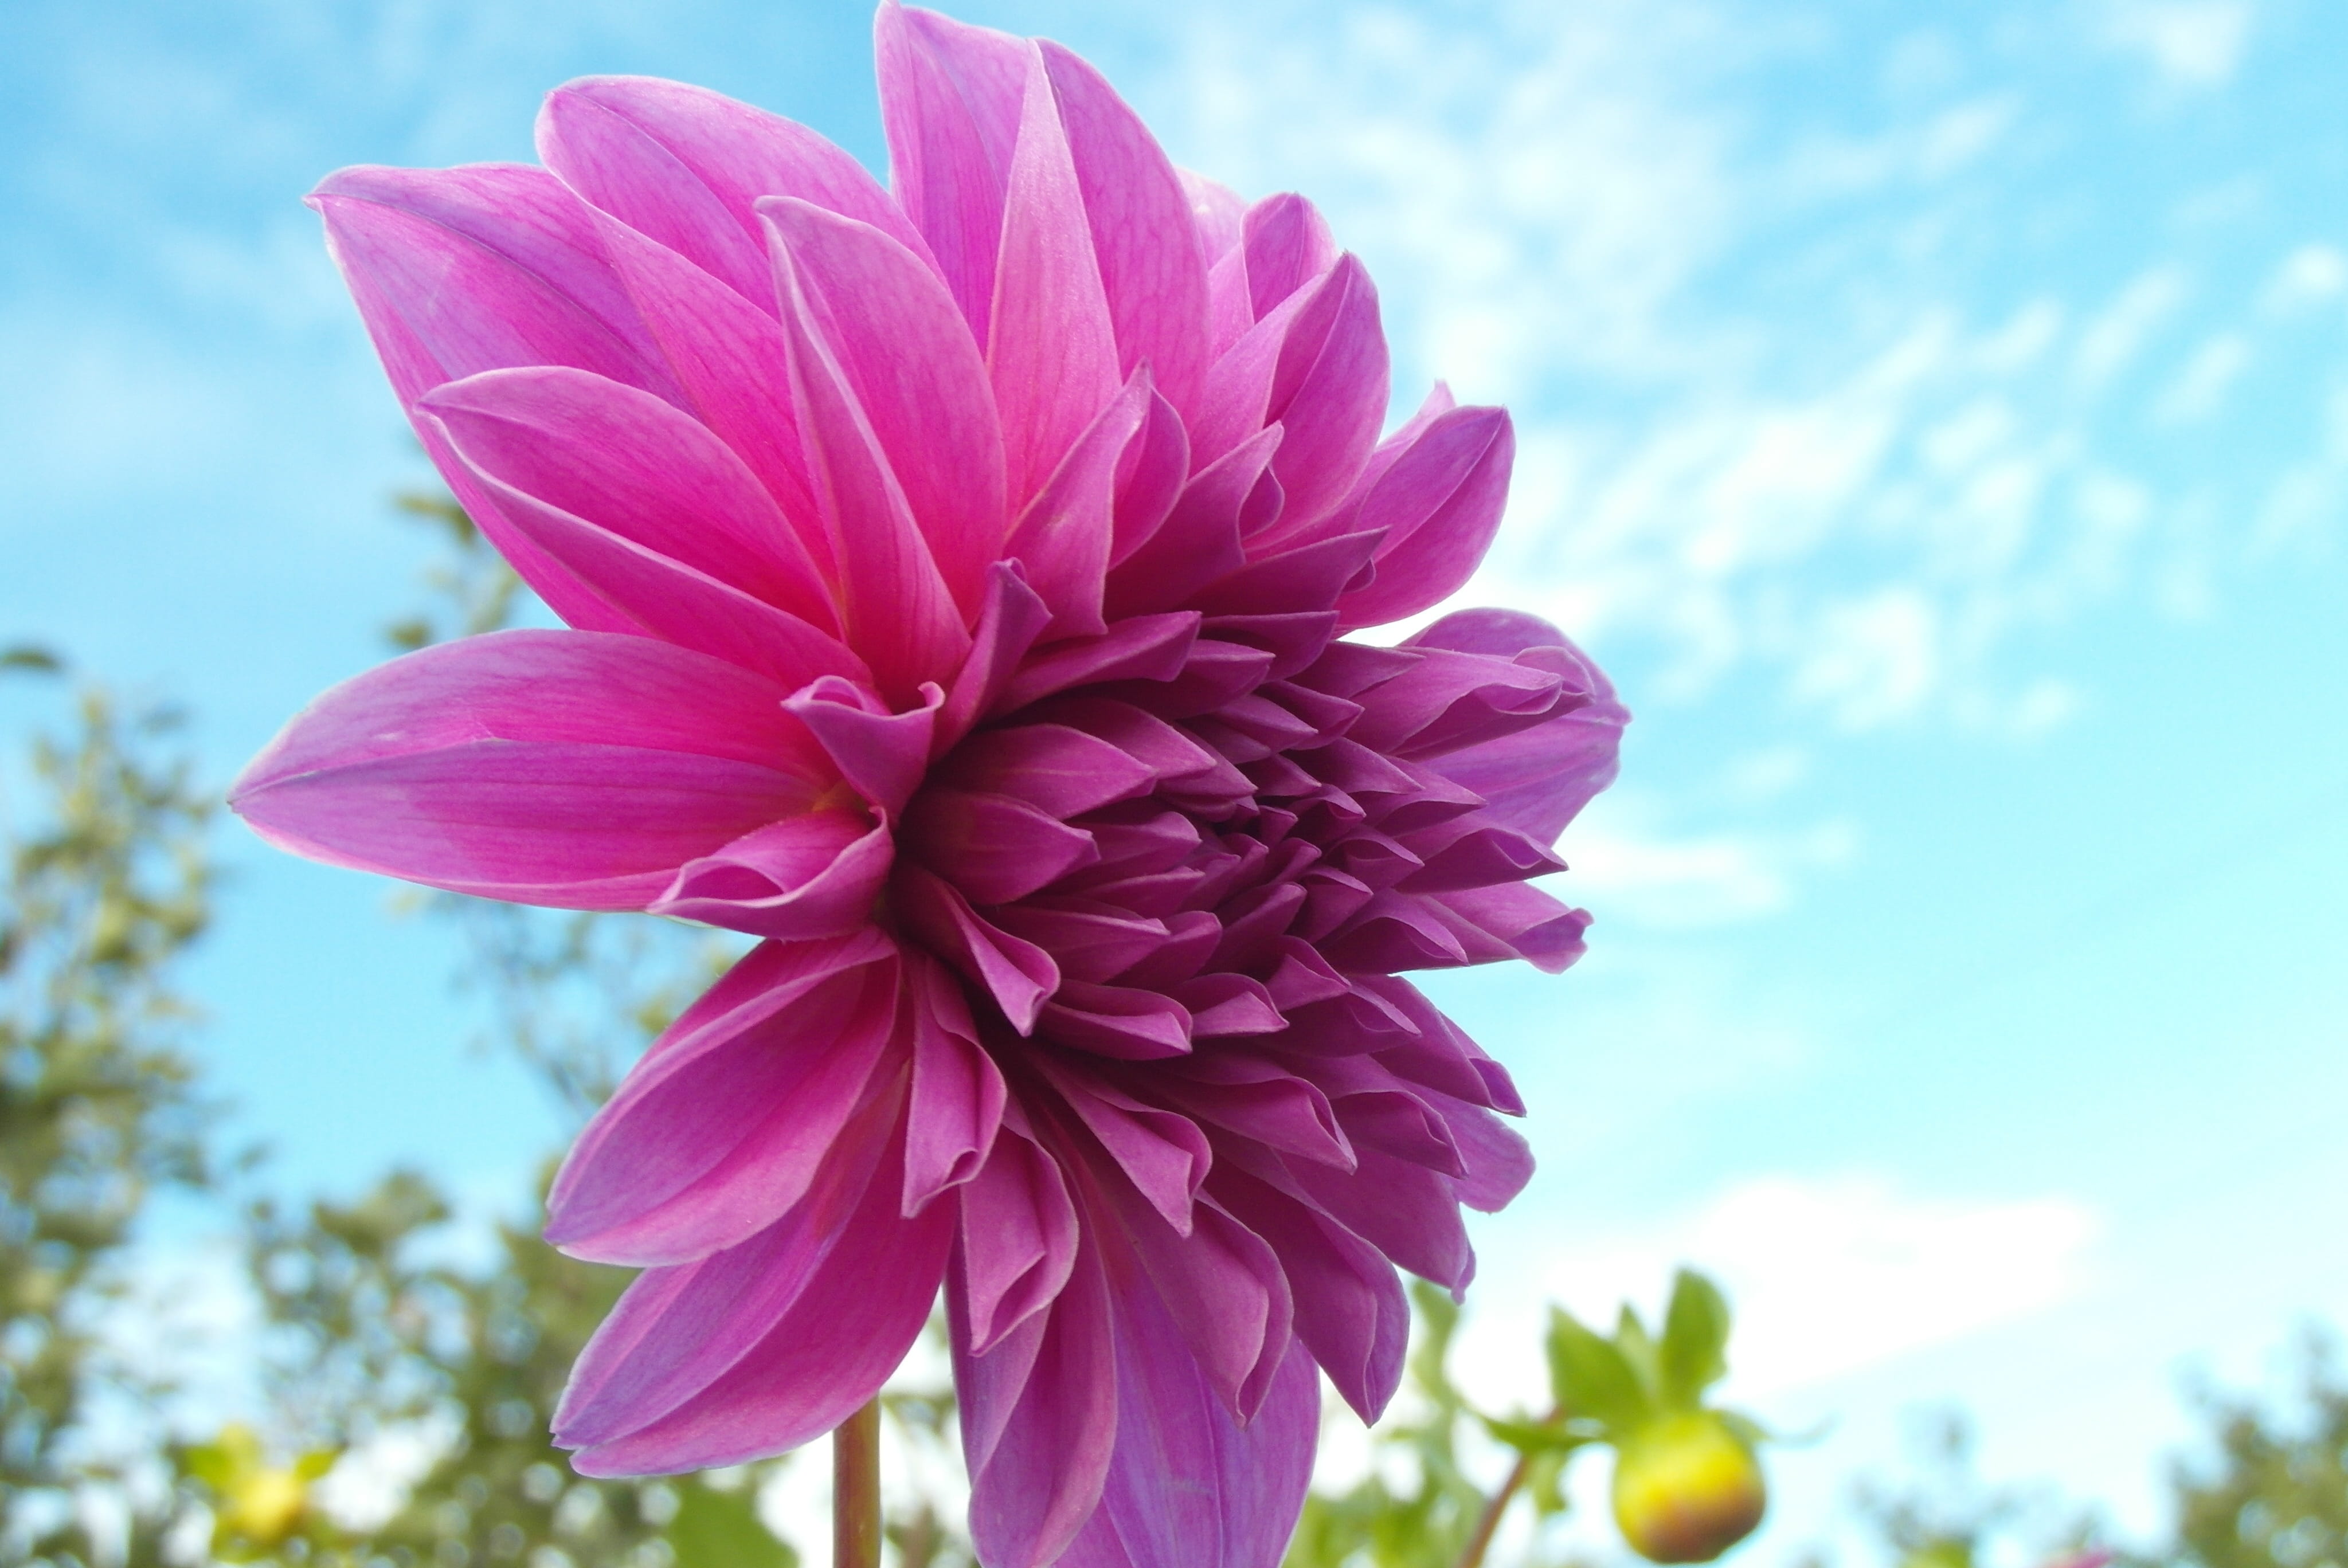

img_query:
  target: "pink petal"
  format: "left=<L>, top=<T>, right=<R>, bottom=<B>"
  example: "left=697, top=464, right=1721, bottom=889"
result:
left=542, top=76, right=925, bottom=303
left=771, top=226, right=974, bottom=702
left=418, top=366, right=836, bottom=629
left=957, top=1233, right=1118, bottom=1568
left=1034, top=1057, right=1209, bottom=1233
left=310, top=170, right=663, bottom=634
left=1091, top=1175, right=1293, bottom=1421
left=904, top=954, right=1008, bottom=1214
left=957, top=1115, right=1080, bottom=1351
left=782, top=674, right=942, bottom=819
left=1059, top=1266, right=1320, bottom=1568
left=1003, top=368, right=1152, bottom=637
left=892, top=863, right=1060, bottom=1032
left=1332, top=406, right=1515, bottom=629
left=901, top=789, right=1102, bottom=904
left=578, top=206, right=825, bottom=554
left=758, top=197, right=1006, bottom=622
left=938, top=721, right=1160, bottom=818
left=1102, top=426, right=1276, bottom=618
left=937, top=562, right=1055, bottom=751
left=230, top=631, right=829, bottom=908
left=539, top=86, right=775, bottom=305
left=1408, top=611, right=1628, bottom=844
left=1039, top=41, right=1214, bottom=422
left=649, top=814, right=891, bottom=941
left=421, top=402, right=863, bottom=689
left=554, top=1074, right=903, bottom=1449
left=1180, top=170, right=1248, bottom=265
left=1259, top=254, right=1389, bottom=538
left=1110, top=386, right=1191, bottom=567
left=1040, top=979, right=1195, bottom=1061
left=875, top=1, right=1030, bottom=341
left=1210, top=1164, right=1406, bottom=1424
left=546, top=942, right=899, bottom=1265
left=989, top=43, right=1122, bottom=512
left=1242, top=193, right=1337, bottom=320
left=567, top=1109, right=954, bottom=1476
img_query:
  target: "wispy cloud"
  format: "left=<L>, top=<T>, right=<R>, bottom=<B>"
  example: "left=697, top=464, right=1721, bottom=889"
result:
left=1161, top=0, right=2320, bottom=735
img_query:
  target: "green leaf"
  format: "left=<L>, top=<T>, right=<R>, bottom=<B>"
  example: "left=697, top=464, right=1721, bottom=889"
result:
left=1482, top=1414, right=1593, bottom=1456
left=1658, top=1268, right=1732, bottom=1408
left=1526, top=1447, right=1572, bottom=1519
left=1617, top=1304, right=1663, bottom=1402
left=1547, top=1306, right=1653, bottom=1433
left=664, top=1482, right=797, bottom=1568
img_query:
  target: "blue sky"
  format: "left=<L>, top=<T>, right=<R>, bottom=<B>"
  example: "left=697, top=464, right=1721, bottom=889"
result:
left=4, top=0, right=2345, bottom=1559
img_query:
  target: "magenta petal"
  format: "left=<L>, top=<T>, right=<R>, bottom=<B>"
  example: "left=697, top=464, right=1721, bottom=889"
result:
left=901, top=789, right=1102, bottom=904
left=1059, top=1271, right=1320, bottom=1568
left=905, top=955, right=1008, bottom=1214
left=1103, top=426, right=1275, bottom=619
left=1091, top=1176, right=1293, bottom=1422
left=545, top=943, right=897, bottom=1264
left=230, top=631, right=829, bottom=908
left=539, top=85, right=774, bottom=305
left=893, top=863, right=1060, bottom=1032
left=876, top=1, right=1031, bottom=342
left=418, top=366, right=838, bottom=629
left=1334, top=406, right=1515, bottom=630
left=1004, top=369, right=1152, bottom=637
left=759, top=197, right=1007, bottom=622
left=1259, top=254, right=1390, bottom=537
left=937, top=562, right=1056, bottom=751
left=1035, top=1057, right=1210, bottom=1233
left=554, top=1076, right=902, bottom=1448
left=580, top=206, right=826, bottom=552
left=649, top=814, right=891, bottom=941
left=421, top=406, right=863, bottom=689
left=543, top=76, right=925, bottom=302
left=773, top=226, right=974, bottom=703
left=940, top=721, right=1159, bottom=818
left=566, top=1111, right=954, bottom=1476
left=782, top=674, right=942, bottom=819
left=958, top=1232, right=1119, bottom=1568
left=1241, top=193, right=1337, bottom=321
left=990, top=42, right=1122, bottom=512
left=1038, top=41, right=1214, bottom=424
left=958, top=1116, right=1080, bottom=1351
left=1110, top=387, right=1191, bottom=567
left=1211, top=1165, right=1406, bottom=1424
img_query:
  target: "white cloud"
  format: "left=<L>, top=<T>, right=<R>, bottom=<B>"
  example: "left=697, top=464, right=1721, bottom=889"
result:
left=1520, top=1175, right=2103, bottom=1399
left=2093, top=0, right=2255, bottom=91
left=1161, top=3, right=2308, bottom=736
left=1564, top=790, right=1856, bottom=928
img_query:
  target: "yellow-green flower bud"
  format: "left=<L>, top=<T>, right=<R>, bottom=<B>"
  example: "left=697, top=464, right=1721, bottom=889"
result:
left=218, top=1465, right=310, bottom=1548
left=1611, top=1410, right=1767, bottom=1563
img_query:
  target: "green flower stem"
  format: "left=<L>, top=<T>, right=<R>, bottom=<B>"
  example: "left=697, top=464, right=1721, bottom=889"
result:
left=833, top=1399, right=882, bottom=1568
left=1455, top=1449, right=1534, bottom=1568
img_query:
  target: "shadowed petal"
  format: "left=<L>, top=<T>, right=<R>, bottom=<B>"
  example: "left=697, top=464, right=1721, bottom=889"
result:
left=957, top=1228, right=1118, bottom=1568
left=958, top=1112, right=1080, bottom=1351
left=905, top=954, right=1008, bottom=1213
left=1059, top=1257, right=1319, bottom=1568
left=649, top=814, right=891, bottom=942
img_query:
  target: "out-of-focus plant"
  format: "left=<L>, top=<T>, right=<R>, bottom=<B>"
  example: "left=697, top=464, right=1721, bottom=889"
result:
left=1846, top=1408, right=2102, bottom=1568
left=2170, top=1331, right=2348, bottom=1568
left=1, top=652, right=214, bottom=1563
left=181, top=1424, right=334, bottom=1559
left=1286, top=1281, right=1520, bottom=1568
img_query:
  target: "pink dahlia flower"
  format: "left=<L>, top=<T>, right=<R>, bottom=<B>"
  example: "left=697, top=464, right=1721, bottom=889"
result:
left=233, top=6, right=1626, bottom=1564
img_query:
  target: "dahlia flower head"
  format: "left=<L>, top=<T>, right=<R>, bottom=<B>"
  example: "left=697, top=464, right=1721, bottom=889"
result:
left=233, top=6, right=1626, bottom=1565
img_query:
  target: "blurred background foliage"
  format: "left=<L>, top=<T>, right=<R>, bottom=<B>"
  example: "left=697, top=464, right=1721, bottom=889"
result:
left=2, top=511, right=2343, bottom=1568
